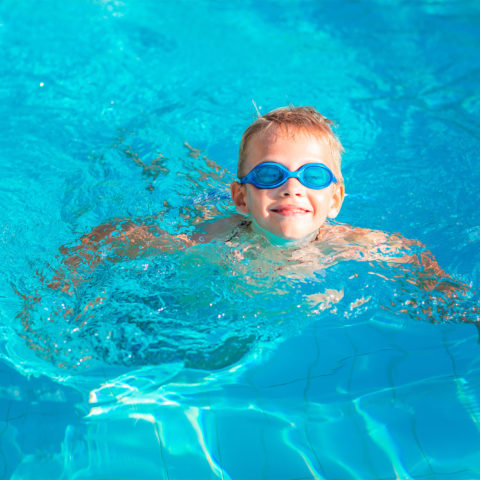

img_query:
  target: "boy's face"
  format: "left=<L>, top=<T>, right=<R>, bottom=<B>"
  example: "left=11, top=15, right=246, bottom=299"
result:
left=231, top=129, right=344, bottom=240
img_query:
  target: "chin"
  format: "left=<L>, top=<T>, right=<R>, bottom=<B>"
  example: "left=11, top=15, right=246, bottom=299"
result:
left=278, top=222, right=320, bottom=239
left=276, top=228, right=312, bottom=240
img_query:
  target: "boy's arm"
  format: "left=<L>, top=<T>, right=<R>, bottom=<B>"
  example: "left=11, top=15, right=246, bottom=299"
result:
left=324, top=225, right=474, bottom=322
left=62, top=214, right=243, bottom=258
left=363, top=230, right=462, bottom=291
left=49, top=215, right=243, bottom=293
left=323, top=224, right=468, bottom=295
left=48, top=220, right=183, bottom=293
left=340, top=226, right=476, bottom=322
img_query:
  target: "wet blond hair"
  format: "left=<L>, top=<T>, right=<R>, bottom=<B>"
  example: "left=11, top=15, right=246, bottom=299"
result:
left=238, top=106, right=344, bottom=182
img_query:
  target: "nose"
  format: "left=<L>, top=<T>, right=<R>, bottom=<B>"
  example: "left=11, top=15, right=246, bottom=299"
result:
left=278, top=177, right=306, bottom=197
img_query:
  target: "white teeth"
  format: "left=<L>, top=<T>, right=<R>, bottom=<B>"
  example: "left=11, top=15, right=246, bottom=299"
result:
left=273, top=208, right=308, bottom=213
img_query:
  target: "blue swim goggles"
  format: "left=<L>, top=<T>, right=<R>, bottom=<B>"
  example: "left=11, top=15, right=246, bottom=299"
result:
left=239, top=162, right=337, bottom=190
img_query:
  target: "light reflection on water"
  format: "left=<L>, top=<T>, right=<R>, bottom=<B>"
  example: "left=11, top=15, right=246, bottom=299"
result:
left=35, top=314, right=479, bottom=479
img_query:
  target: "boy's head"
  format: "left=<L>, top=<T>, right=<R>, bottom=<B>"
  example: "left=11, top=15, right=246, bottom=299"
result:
left=231, top=106, right=345, bottom=241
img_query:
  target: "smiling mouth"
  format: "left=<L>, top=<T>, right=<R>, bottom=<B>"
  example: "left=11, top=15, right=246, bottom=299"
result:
left=271, top=206, right=311, bottom=216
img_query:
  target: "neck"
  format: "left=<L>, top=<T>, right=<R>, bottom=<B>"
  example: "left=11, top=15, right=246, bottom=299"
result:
left=250, top=217, right=318, bottom=248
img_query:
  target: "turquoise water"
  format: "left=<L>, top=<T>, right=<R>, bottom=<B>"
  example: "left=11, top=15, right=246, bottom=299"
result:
left=1, top=0, right=480, bottom=478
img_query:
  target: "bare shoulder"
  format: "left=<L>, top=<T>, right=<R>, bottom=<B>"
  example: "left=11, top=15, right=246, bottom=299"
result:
left=322, top=223, right=424, bottom=245
left=316, top=223, right=426, bottom=262
left=192, top=214, right=246, bottom=242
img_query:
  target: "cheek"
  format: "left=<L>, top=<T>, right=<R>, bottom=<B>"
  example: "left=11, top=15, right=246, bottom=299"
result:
left=310, top=191, right=330, bottom=210
left=246, top=189, right=270, bottom=210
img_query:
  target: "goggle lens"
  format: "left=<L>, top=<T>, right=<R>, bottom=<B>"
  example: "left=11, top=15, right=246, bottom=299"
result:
left=302, top=165, right=331, bottom=187
left=252, top=164, right=285, bottom=186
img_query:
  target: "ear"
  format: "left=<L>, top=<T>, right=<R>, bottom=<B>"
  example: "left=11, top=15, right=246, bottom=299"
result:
left=231, top=181, right=250, bottom=215
left=327, top=183, right=345, bottom=218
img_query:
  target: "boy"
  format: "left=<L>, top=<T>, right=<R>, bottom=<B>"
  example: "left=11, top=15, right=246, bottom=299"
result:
left=18, top=106, right=475, bottom=371
left=55, top=106, right=464, bottom=300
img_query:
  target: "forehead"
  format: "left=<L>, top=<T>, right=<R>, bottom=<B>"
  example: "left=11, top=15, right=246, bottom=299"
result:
left=244, top=127, right=334, bottom=169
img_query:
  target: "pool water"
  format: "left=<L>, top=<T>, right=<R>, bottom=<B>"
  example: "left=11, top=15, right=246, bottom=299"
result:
left=1, top=0, right=480, bottom=478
